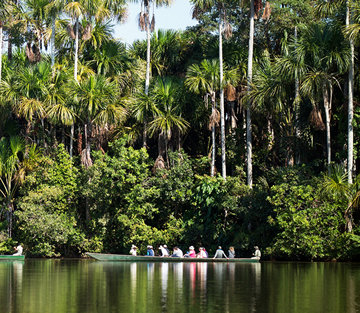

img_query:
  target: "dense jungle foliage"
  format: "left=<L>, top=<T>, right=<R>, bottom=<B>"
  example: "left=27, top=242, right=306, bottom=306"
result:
left=1, top=0, right=360, bottom=260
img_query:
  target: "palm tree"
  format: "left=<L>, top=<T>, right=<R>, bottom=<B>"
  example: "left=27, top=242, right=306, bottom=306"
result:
left=321, top=164, right=360, bottom=233
left=186, top=59, right=220, bottom=176
left=190, top=0, right=234, bottom=179
left=5, top=0, right=20, bottom=61
left=63, top=1, right=85, bottom=82
left=131, top=0, right=173, bottom=148
left=248, top=50, right=294, bottom=164
left=130, top=90, right=155, bottom=148
left=73, top=74, right=125, bottom=167
left=298, top=23, right=350, bottom=169
left=0, top=137, right=23, bottom=237
left=148, top=76, right=189, bottom=165
left=44, top=0, right=65, bottom=68
left=9, top=62, right=50, bottom=146
left=62, top=0, right=126, bottom=157
left=0, top=0, right=11, bottom=82
left=132, top=0, right=173, bottom=92
left=0, top=137, right=37, bottom=237
left=316, top=0, right=355, bottom=182
left=13, top=0, right=51, bottom=65
left=246, top=0, right=256, bottom=187
left=89, top=40, right=134, bottom=79
left=130, top=29, right=183, bottom=77
left=271, top=0, right=315, bottom=165
left=45, top=64, right=76, bottom=128
left=344, top=0, right=359, bottom=183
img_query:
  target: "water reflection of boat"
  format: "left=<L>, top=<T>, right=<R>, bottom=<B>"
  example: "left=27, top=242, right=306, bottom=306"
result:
left=0, top=255, right=25, bottom=261
left=86, top=253, right=259, bottom=263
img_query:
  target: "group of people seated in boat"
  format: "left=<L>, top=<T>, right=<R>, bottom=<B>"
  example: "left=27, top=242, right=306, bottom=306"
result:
left=129, top=244, right=261, bottom=259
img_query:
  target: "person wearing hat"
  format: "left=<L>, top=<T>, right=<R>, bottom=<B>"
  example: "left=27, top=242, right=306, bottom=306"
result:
left=159, top=245, right=169, bottom=257
left=252, top=246, right=261, bottom=260
left=163, top=245, right=170, bottom=255
left=146, top=245, right=154, bottom=256
left=213, top=246, right=228, bottom=259
left=184, top=246, right=196, bottom=258
left=129, top=245, right=137, bottom=256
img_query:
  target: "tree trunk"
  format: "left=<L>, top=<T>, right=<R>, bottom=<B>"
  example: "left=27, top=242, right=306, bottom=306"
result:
left=74, top=18, right=79, bottom=82
left=294, top=26, right=301, bottom=165
left=246, top=0, right=255, bottom=188
left=323, top=83, right=331, bottom=169
left=145, top=3, right=151, bottom=96
left=7, top=201, right=13, bottom=238
left=211, top=96, right=216, bottom=177
left=70, top=124, right=74, bottom=158
left=346, top=0, right=354, bottom=184
left=70, top=18, right=79, bottom=158
left=230, top=102, right=237, bottom=130
left=219, top=18, right=226, bottom=180
left=51, top=18, right=56, bottom=68
left=0, top=24, right=3, bottom=83
left=62, top=127, right=65, bottom=144
left=7, top=33, right=12, bottom=60
left=142, top=4, right=151, bottom=148
left=157, top=132, right=166, bottom=163
left=82, top=123, right=93, bottom=168
left=267, top=116, right=274, bottom=151
left=143, top=119, right=147, bottom=148
left=177, top=128, right=181, bottom=151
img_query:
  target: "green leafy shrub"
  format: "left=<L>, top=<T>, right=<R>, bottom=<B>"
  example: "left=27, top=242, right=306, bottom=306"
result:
left=267, top=183, right=351, bottom=260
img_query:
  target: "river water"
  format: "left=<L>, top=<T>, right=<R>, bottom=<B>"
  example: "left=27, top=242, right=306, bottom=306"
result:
left=0, top=260, right=359, bottom=313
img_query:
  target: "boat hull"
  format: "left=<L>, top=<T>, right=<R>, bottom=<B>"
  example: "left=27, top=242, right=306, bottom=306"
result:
left=86, top=253, right=259, bottom=263
left=0, top=255, right=25, bottom=261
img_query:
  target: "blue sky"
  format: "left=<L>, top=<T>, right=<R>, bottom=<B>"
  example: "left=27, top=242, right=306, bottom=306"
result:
left=114, top=0, right=198, bottom=45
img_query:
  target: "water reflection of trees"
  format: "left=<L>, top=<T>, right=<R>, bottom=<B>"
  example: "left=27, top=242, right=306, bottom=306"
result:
left=0, top=261, right=24, bottom=313
left=1, top=261, right=360, bottom=313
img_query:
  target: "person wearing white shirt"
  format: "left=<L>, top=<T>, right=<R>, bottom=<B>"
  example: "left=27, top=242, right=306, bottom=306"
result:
left=251, top=246, right=261, bottom=260
left=13, top=244, right=23, bottom=256
left=171, top=247, right=183, bottom=257
left=129, top=245, right=137, bottom=256
left=159, top=245, right=169, bottom=257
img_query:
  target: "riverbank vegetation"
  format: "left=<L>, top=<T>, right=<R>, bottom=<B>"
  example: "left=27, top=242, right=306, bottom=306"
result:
left=0, top=0, right=360, bottom=260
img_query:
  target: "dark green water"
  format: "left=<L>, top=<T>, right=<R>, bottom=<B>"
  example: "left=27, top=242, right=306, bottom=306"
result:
left=0, top=260, right=359, bottom=313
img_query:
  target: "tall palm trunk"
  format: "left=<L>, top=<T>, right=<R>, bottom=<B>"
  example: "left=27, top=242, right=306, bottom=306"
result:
left=7, top=34, right=12, bottom=60
left=145, top=3, right=151, bottom=96
left=70, top=17, right=80, bottom=158
left=246, top=0, right=255, bottom=188
left=219, top=16, right=226, bottom=179
left=143, top=3, right=151, bottom=148
left=7, top=202, right=13, bottom=238
left=346, top=0, right=354, bottom=184
left=74, top=17, right=79, bottom=82
left=294, top=26, right=301, bottom=165
left=83, top=122, right=92, bottom=223
left=51, top=18, right=56, bottom=68
left=0, top=23, right=3, bottom=83
left=211, top=93, right=216, bottom=177
left=82, top=122, right=93, bottom=169
left=323, top=83, right=331, bottom=169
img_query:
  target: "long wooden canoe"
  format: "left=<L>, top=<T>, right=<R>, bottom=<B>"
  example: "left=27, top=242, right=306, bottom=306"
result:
left=0, top=255, right=25, bottom=261
left=86, top=253, right=259, bottom=263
